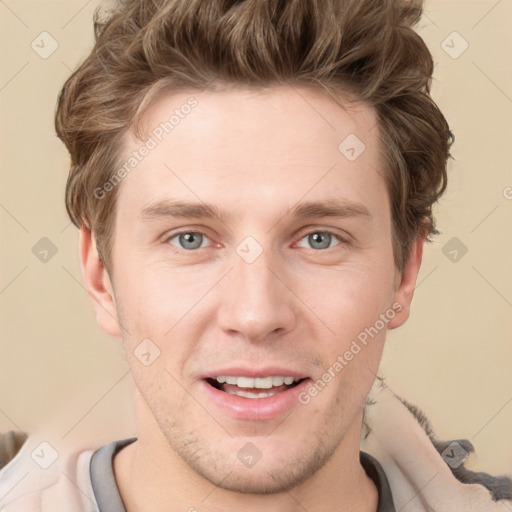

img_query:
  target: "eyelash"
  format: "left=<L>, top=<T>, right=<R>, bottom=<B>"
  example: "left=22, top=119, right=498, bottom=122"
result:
left=164, top=228, right=347, bottom=253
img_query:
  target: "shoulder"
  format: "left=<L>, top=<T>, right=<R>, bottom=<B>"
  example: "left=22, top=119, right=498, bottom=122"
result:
left=361, top=379, right=512, bottom=512
left=0, top=434, right=98, bottom=512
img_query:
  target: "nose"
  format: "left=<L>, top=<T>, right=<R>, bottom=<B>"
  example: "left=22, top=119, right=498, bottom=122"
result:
left=216, top=243, right=297, bottom=343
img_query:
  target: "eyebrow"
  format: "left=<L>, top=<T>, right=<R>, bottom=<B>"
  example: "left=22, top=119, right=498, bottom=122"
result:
left=140, top=198, right=371, bottom=223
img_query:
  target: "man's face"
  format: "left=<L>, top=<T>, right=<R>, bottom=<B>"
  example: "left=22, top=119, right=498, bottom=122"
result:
left=90, top=85, right=416, bottom=493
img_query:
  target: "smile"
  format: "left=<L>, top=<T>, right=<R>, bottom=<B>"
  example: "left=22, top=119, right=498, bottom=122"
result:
left=206, top=375, right=304, bottom=399
left=201, top=372, right=310, bottom=421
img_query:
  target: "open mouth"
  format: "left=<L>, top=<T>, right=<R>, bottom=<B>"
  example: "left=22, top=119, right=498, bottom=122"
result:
left=205, top=375, right=306, bottom=399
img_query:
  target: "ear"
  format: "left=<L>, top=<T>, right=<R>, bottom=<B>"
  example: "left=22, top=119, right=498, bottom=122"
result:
left=387, top=234, right=425, bottom=330
left=79, top=225, right=122, bottom=338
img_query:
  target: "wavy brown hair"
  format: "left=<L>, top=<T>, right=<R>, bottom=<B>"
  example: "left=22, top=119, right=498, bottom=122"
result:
left=55, top=0, right=453, bottom=272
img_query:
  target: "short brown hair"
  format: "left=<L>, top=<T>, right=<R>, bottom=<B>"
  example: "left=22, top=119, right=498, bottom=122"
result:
left=55, top=0, right=453, bottom=272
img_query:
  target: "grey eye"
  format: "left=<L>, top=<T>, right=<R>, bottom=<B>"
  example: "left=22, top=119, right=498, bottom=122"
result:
left=308, top=232, right=332, bottom=250
left=169, top=232, right=207, bottom=250
left=297, top=231, right=340, bottom=250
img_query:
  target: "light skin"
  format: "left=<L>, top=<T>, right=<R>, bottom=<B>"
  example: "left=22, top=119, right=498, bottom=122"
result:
left=80, top=85, right=424, bottom=511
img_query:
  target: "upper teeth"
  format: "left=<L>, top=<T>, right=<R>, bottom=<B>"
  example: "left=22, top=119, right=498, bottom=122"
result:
left=216, top=376, right=299, bottom=388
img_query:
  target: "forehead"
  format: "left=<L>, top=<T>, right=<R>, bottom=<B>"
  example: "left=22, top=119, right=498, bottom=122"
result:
left=117, top=85, right=385, bottom=221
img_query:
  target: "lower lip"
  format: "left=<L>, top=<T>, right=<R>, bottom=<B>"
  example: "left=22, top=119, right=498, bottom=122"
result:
left=199, top=379, right=311, bottom=421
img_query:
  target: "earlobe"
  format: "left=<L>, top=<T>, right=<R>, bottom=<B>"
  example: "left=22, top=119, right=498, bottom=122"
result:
left=387, top=235, right=425, bottom=330
left=79, top=226, right=122, bottom=338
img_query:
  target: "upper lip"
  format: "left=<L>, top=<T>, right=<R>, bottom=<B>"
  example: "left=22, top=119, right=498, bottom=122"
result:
left=199, top=367, right=309, bottom=380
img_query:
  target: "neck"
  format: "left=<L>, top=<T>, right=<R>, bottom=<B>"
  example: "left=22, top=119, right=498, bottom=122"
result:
left=114, top=418, right=378, bottom=512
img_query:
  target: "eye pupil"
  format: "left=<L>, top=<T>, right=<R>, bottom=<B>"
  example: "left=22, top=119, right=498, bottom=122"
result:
left=309, top=232, right=331, bottom=250
left=179, top=232, right=203, bottom=250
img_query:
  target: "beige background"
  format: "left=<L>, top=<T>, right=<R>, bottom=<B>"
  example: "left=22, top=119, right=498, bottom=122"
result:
left=1, top=0, right=511, bottom=475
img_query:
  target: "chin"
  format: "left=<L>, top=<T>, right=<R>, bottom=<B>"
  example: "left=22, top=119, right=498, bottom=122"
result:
left=197, top=462, right=315, bottom=495
left=179, top=436, right=336, bottom=495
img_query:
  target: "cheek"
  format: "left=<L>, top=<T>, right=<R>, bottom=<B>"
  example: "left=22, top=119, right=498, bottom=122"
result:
left=113, top=264, right=211, bottom=374
left=115, top=264, right=192, bottom=333
left=301, top=264, right=395, bottom=338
